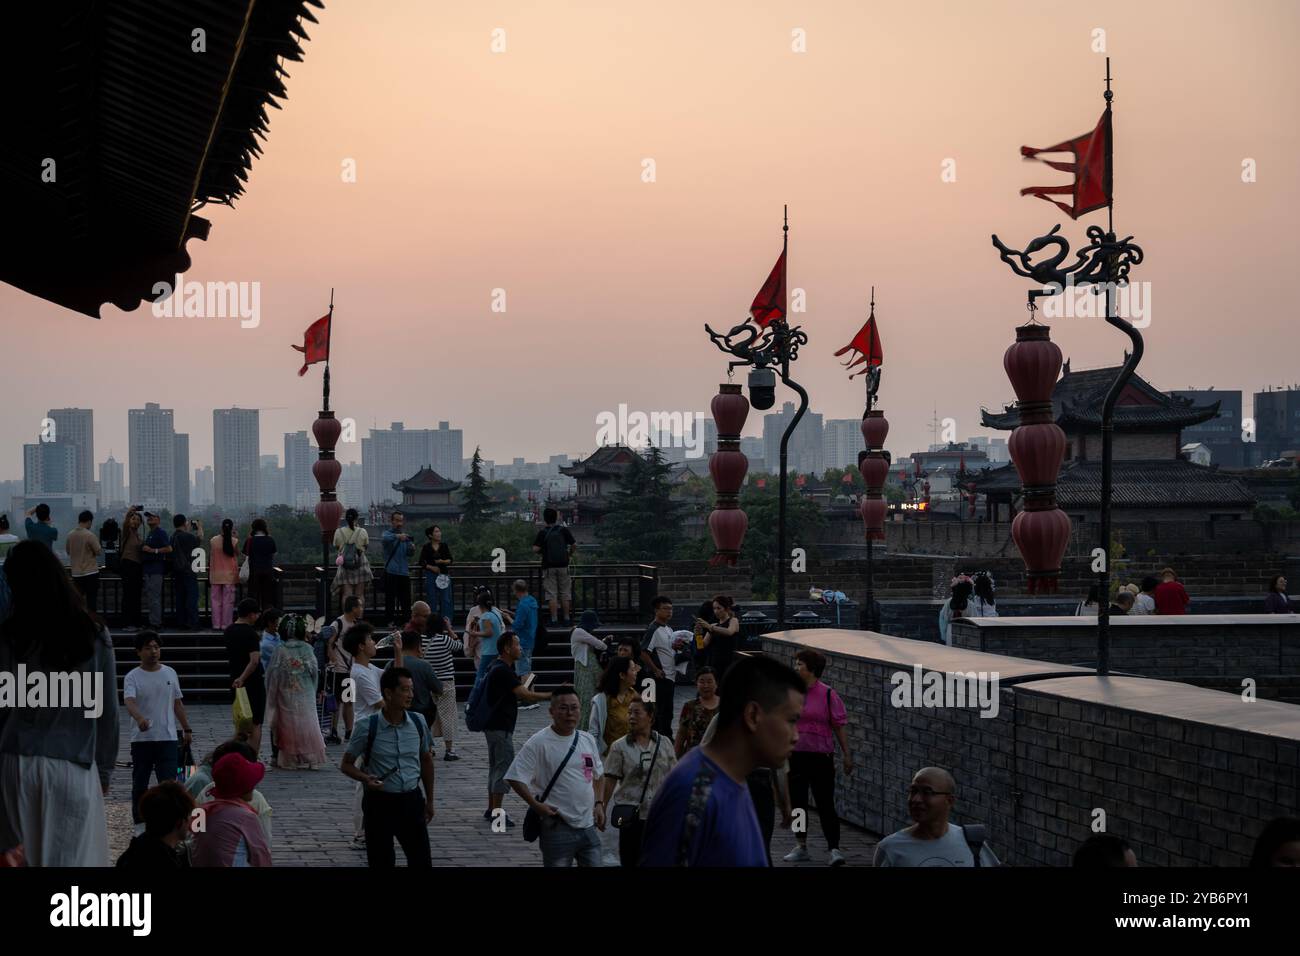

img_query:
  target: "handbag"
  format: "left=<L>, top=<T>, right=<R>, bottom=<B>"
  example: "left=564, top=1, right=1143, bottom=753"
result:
left=611, top=732, right=661, bottom=829
left=522, top=732, right=580, bottom=843
left=231, top=686, right=253, bottom=731
left=435, top=574, right=450, bottom=589
left=238, top=556, right=250, bottom=584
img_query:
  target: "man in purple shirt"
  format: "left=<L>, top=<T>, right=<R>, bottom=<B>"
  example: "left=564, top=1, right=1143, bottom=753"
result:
left=638, top=655, right=805, bottom=867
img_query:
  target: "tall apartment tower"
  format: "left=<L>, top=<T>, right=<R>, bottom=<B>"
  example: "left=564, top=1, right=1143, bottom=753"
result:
left=284, top=430, right=314, bottom=509
left=173, top=433, right=191, bottom=514
left=213, top=408, right=260, bottom=513
left=99, top=455, right=126, bottom=507
left=47, top=408, right=95, bottom=493
left=128, top=403, right=176, bottom=511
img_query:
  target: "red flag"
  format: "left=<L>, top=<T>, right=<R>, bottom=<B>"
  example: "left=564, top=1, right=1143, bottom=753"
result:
left=796, top=474, right=806, bottom=487
left=749, top=250, right=786, bottom=327
left=292, top=314, right=331, bottom=376
left=834, top=313, right=883, bottom=377
left=1019, top=110, right=1112, bottom=220
left=756, top=478, right=767, bottom=489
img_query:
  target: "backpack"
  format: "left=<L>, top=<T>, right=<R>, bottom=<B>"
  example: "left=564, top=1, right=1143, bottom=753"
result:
left=465, top=660, right=508, bottom=732
left=172, top=531, right=194, bottom=574
left=542, top=525, right=569, bottom=566
left=361, top=712, right=428, bottom=769
left=341, top=532, right=362, bottom=571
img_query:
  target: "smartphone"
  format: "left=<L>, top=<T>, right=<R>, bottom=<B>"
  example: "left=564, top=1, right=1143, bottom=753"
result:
left=523, top=672, right=537, bottom=690
left=190, top=521, right=198, bottom=531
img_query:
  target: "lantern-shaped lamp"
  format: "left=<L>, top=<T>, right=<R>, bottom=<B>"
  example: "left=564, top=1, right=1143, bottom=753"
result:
left=1004, top=323, right=1069, bottom=591
left=707, top=384, right=750, bottom=565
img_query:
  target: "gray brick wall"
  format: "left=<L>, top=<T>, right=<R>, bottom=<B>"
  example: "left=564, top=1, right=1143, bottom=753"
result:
left=760, top=632, right=1300, bottom=866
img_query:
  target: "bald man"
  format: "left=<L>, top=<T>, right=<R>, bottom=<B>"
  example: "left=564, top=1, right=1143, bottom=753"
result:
left=873, top=767, right=1000, bottom=867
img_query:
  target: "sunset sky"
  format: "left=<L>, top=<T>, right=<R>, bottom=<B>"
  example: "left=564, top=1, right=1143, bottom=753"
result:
left=3, top=0, right=1298, bottom=477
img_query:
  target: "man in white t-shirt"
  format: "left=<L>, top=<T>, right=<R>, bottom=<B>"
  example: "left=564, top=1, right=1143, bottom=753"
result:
left=342, top=621, right=403, bottom=846
left=122, top=631, right=192, bottom=828
left=639, top=596, right=686, bottom=736
left=507, top=685, right=606, bottom=867
left=873, top=766, right=1000, bottom=867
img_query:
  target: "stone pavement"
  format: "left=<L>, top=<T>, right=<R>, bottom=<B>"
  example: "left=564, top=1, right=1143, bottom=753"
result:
left=107, top=686, right=878, bottom=867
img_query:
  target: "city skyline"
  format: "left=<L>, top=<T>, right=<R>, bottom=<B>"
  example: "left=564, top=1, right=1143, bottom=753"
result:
left=2, top=1, right=1296, bottom=482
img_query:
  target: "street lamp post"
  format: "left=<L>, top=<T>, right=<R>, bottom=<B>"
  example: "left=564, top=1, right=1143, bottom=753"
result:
left=705, top=207, right=807, bottom=624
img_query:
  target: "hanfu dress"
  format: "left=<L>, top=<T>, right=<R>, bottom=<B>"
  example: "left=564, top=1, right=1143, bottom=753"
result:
left=265, top=639, right=328, bottom=769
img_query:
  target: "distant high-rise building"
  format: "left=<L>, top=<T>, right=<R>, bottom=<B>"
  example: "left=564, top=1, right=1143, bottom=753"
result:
left=194, top=466, right=215, bottom=507
left=763, top=403, right=824, bottom=476
left=173, top=433, right=190, bottom=514
left=128, top=403, right=176, bottom=511
left=47, top=408, right=94, bottom=493
left=703, top=419, right=718, bottom=457
left=24, top=442, right=78, bottom=495
left=213, top=408, right=259, bottom=513
left=965, top=436, right=1010, bottom=465
left=284, top=431, right=314, bottom=509
left=740, top=436, right=766, bottom=473
left=98, top=455, right=126, bottom=507
left=362, top=422, right=463, bottom=504
left=338, top=462, right=363, bottom=509
left=432, top=422, right=464, bottom=480
left=1251, top=387, right=1300, bottom=465
left=823, top=419, right=862, bottom=472
left=259, top=454, right=283, bottom=508
left=1168, top=391, right=1243, bottom=468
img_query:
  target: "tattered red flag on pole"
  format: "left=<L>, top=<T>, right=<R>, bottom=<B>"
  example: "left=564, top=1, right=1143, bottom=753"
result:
left=834, top=313, right=883, bottom=377
left=1019, top=110, right=1112, bottom=219
left=292, top=314, right=331, bottom=376
left=749, top=251, right=787, bottom=327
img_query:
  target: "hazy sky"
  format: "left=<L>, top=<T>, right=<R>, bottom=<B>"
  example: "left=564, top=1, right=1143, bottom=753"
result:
left=4, top=0, right=1298, bottom=478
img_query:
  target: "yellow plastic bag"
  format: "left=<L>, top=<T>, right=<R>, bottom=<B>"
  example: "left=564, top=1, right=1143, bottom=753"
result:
left=232, top=687, right=253, bottom=732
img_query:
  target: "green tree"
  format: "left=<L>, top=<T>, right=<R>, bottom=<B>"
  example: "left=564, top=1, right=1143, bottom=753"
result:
left=739, top=478, right=825, bottom=600
left=459, top=447, right=494, bottom=527
left=597, top=447, right=683, bottom=561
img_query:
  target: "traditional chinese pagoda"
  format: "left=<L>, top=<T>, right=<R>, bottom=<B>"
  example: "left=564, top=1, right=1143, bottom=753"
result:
left=391, top=467, right=462, bottom=524
left=973, top=360, right=1255, bottom=523
left=559, top=445, right=644, bottom=524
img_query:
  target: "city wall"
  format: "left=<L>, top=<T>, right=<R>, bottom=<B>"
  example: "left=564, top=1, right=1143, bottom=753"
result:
left=759, top=629, right=1300, bottom=866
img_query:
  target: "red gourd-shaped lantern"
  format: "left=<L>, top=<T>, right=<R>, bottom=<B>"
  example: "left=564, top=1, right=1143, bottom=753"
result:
left=1003, top=323, right=1070, bottom=592
left=313, top=409, right=344, bottom=539
left=859, top=409, right=890, bottom=541
left=708, top=383, right=750, bottom=565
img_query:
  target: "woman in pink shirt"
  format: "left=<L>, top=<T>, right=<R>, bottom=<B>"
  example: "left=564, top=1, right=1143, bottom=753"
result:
left=209, top=519, right=239, bottom=630
left=781, top=648, right=853, bottom=866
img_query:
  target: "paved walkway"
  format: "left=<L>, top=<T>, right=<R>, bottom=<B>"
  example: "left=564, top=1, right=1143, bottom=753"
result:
left=107, top=688, right=878, bottom=866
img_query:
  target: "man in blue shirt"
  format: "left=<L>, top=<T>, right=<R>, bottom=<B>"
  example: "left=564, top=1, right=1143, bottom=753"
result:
left=381, top=510, right=414, bottom=628
left=639, top=655, right=805, bottom=867
left=23, top=503, right=58, bottom=550
left=340, top=667, right=435, bottom=867
left=141, top=512, right=172, bottom=629
left=511, top=578, right=540, bottom=692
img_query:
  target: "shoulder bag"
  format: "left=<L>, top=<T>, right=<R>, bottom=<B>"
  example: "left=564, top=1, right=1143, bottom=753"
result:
left=611, top=732, right=661, bottom=829
left=522, top=732, right=580, bottom=843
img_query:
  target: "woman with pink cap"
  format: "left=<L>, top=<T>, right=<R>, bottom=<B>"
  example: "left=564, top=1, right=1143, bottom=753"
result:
left=191, top=754, right=272, bottom=867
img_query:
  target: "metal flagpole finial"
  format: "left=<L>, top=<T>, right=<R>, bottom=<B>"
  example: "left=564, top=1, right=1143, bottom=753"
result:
left=869, top=285, right=875, bottom=316
left=783, top=204, right=788, bottom=235
left=1104, top=56, right=1113, bottom=104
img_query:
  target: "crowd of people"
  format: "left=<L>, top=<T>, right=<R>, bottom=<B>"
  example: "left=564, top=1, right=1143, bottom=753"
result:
left=1, top=505, right=1297, bottom=870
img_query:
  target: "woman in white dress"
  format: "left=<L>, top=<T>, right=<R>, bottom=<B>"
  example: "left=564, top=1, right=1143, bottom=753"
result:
left=937, top=574, right=974, bottom=646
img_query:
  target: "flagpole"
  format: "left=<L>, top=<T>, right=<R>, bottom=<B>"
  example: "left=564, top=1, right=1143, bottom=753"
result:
left=323, top=287, right=334, bottom=413
left=1095, top=55, right=1143, bottom=677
